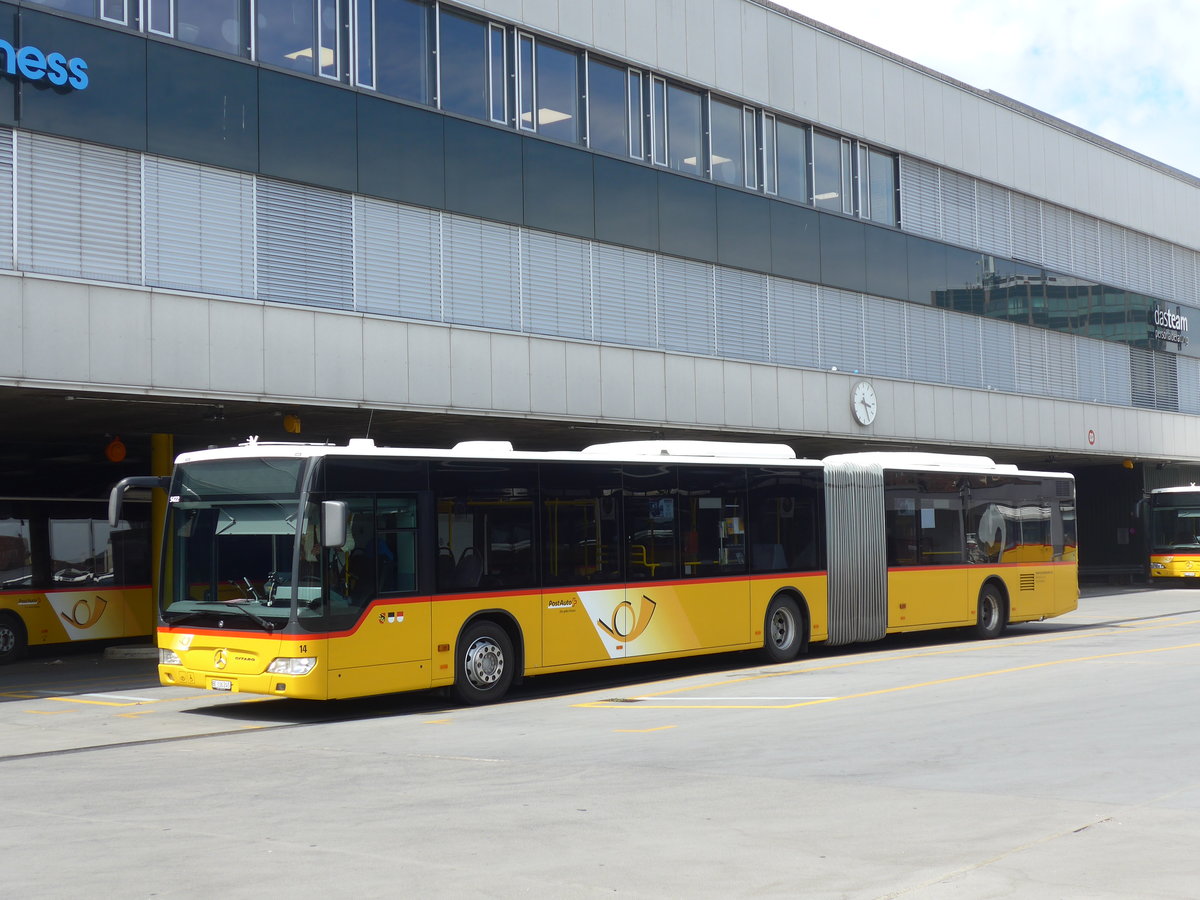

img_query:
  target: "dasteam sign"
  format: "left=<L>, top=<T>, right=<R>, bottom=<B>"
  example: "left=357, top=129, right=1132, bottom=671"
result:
left=0, top=39, right=89, bottom=91
left=1151, top=303, right=1189, bottom=350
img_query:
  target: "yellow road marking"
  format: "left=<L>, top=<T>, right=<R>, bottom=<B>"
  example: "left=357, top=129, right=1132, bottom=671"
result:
left=117, top=712, right=154, bottom=719
left=615, top=725, right=676, bottom=733
left=424, top=718, right=454, bottom=724
left=577, top=641, right=1200, bottom=709
left=48, top=697, right=140, bottom=707
left=24, top=709, right=70, bottom=715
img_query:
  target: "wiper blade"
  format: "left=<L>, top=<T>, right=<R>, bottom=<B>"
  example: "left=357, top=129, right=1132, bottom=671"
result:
left=163, top=604, right=278, bottom=632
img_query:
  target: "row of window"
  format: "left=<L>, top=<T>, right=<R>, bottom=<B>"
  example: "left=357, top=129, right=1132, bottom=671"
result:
left=26, top=0, right=897, bottom=224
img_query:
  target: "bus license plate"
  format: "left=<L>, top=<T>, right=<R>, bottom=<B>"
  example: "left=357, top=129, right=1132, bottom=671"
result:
left=210, top=679, right=233, bottom=691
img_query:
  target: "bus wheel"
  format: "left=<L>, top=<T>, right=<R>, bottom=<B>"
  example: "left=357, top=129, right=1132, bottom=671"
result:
left=0, top=613, right=28, bottom=664
left=762, top=596, right=803, bottom=663
left=974, top=585, right=1007, bottom=639
left=452, top=621, right=515, bottom=705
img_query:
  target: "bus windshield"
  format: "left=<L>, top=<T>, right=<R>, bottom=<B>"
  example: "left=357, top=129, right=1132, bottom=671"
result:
left=162, top=458, right=307, bottom=630
left=1150, top=502, right=1200, bottom=551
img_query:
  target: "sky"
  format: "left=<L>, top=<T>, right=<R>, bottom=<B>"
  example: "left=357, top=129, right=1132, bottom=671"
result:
left=773, top=0, right=1200, bottom=178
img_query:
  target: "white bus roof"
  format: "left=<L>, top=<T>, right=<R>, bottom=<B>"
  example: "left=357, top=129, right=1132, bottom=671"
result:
left=174, top=437, right=1068, bottom=478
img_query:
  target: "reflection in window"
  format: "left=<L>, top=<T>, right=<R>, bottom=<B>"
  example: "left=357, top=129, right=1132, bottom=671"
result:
left=776, top=119, right=808, bottom=203
left=813, top=131, right=851, bottom=213
left=628, top=70, right=644, bottom=159
left=489, top=24, right=508, bottom=124
left=174, top=0, right=244, bottom=55
left=439, top=9, right=488, bottom=119
left=587, top=58, right=628, bottom=156
left=317, top=0, right=340, bottom=78
left=743, top=107, right=758, bottom=189
left=666, top=83, right=702, bottom=175
left=357, top=0, right=431, bottom=103
left=516, top=36, right=579, bottom=142
left=257, top=0, right=317, bottom=75
left=867, top=147, right=896, bottom=225
left=709, top=97, right=744, bottom=187
left=762, top=114, right=778, bottom=194
left=651, top=76, right=667, bottom=166
left=0, top=517, right=32, bottom=588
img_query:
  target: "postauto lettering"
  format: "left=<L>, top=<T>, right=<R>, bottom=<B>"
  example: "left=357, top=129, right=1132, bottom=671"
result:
left=0, top=39, right=89, bottom=90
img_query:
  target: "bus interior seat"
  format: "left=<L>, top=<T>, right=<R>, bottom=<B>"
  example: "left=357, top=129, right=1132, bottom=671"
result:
left=454, top=547, right=483, bottom=589
left=752, top=543, right=786, bottom=570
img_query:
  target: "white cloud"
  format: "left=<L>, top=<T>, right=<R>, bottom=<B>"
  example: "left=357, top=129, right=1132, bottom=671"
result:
left=774, top=0, right=1200, bottom=177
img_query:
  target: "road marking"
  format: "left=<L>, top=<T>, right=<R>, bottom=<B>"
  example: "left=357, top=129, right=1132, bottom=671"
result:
left=615, top=725, right=677, bottom=733
left=81, top=693, right=160, bottom=702
left=577, top=641, right=1200, bottom=709
left=24, top=709, right=71, bottom=715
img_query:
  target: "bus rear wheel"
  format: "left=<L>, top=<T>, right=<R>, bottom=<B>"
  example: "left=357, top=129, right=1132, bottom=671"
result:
left=762, top=596, right=804, bottom=663
left=0, top=613, right=28, bottom=664
left=452, top=620, right=515, bottom=705
left=974, top=585, right=1007, bottom=639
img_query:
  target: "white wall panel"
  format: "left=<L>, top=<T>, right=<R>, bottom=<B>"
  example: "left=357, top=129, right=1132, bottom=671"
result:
left=881, top=59, right=907, bottom=150
left=750, top=366, right=779, bottom=429
left=694, top=357, right=725, bottom=424
left=664, top=354, right=698, bottom=423
left=555, top=0, right=592, bottom=44
left=722, top=361, right=753, bottom=427
left=262, top=306, right=316, bottom=398
left=791, top=24, right=819, bottom=122
left=490, top=333, right=531, bottom=413
left=599, top=346, right=636, bottom=419
left=711, top=0, right=742, bottom=98
left=920, top=79, right=945, bottom=164
left=624, top=0, right=658, bottom=71
left=152, top=292, right=211, bottom=390
left=813, top=31, right=841, bottom=132
left=777, top=367, right=805, bottom=430
left=766, top=12, right=795, bottom=112
left=563, top=342, right=602, bottom=417
left=362, top=318, right=411, bottom=405
left=313, top=314, right=365, bottom=402
left=835, top=41, right=863, bottom=138
left=590, top=0, right=625, bottom=57
left=0, top=276, right=20, bottom=378
left=632, top=350, right=667, bottom=421
left=940, top=89, right=963, bottom=172
left=406, top=324, right=452, bottom=408
left=207, top=300, right=264, bottom=395
left=684, top=0, right=717, bottom=87
left=89, top=286, right=152, bottom=387
left=450, top=329, right=493, bottom=409
left=656, top=0, right=687, bottom=77
left=528, top=338, right=567, bottom=414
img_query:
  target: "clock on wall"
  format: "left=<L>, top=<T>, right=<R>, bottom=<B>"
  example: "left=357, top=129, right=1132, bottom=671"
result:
left=851, top=381, right=877, bottom=425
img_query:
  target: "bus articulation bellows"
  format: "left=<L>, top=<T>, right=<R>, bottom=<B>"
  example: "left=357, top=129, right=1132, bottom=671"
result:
left=110, top=438, right=1078, bottom=703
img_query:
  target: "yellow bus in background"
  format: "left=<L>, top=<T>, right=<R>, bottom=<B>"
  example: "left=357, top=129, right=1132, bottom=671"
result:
left=110, top=439, right=1077, bottom=703
left=0, top=497, right=153, bottom=663
left=1145, top=486, right=1200, bottom=581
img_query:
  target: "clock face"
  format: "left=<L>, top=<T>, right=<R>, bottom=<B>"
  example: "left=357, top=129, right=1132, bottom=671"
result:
left=851, top=381, right=877, bottom=425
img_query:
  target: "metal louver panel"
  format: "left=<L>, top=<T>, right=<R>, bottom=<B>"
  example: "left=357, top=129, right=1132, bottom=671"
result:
left=907, top=304, right=948, bottom=384
left=1149, top=237, right=1174, bottom=299
left=1172, top=246, right=1197, bottom=305
left=1178, top=357, right=1200, bottom=415
left=523, top=230, right=592, bottom=340
left=944, top=314, right=983, bottom=389
left=863, top=295, right=907, bottom=379
left=1125, top=233, right=1151, bottom=291
left=1013, top=327, right=1048, bottom=395
left=1010, top=193, right=1042, bottom=264
left=976, top=181, right=1011, bottom=258
left=1154, top=351, right=1179, bottom=412
left=1103, top=342, right=1132, bottom=406
left=593, top=243, right=656, bottom=347
left=1044, top=331, right=1078, bottom=399
left=1099, top=222, right=1127, bottom=287
left=1041, top=203, right=1072, bottom=272
left=443, top=214, right=520, bottom=330
left=1129, top=346, right=1155, bottom=409
left=17, top=132, right=140, bottom=283
left=817, top=287, right=865, bottom=374
left=767, top=276, right=819, bottom=368
left=1070, top=212, right=1101, bottom=282
left=256, top=178, right=353, bottom=309
left=0, top=129, right=11, bottom=270
left=940, top=169, right=977, bottom=248
left=898, top=156, right=941, bottom=238
left=353, top=197, right=440, bottom=320
left=823, top=456, right=887, bottom=646
left=145, top=158, right=253, bottom=297
left=657, top=255, right=715, bottom=355
left=1075, top=338, right=1109, bottom=403
left=979, top=318, right=1017, bottom=393
left=714, top=267, right=768, bottom=361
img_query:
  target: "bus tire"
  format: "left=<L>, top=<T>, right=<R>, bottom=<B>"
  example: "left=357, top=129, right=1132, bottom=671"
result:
left=974, top=584, right=1007, bottom=639
left=762, top=596, right=804, bottom=663
left=0, top=612, right=28, bottom=664
left=452, top=620, right=515, bottom=705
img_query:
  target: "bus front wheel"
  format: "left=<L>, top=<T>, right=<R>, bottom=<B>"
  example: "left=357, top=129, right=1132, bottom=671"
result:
left=974, top=585, right=1007, bottom=639
left=452, top=620, right=515, bottom=705
left=0, top=613, right=28, bottom=664
left=762, top=596, right=804, bottom=663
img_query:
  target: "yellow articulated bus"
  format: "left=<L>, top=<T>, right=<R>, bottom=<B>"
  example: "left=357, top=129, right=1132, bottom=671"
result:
left=109, top=438, right=1077, bottom=704
left=1145, top=486, right=1200, bottom=582
left=0, top=497, right=153, bottom=663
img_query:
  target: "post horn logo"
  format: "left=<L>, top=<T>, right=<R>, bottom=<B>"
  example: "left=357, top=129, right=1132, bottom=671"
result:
left=598, top=594, right=657, bottom=642
left=59, top=596, right=107, bottom=629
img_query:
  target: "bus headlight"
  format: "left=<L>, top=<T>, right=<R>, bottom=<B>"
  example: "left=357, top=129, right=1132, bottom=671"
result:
left=159, top=648, right=181, bottom=666
left=1151, top=562, right=1166, bottom=569
left=266, top=657, right=317, bottom=675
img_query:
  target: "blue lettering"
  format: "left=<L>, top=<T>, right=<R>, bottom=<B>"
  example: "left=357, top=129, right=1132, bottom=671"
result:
left=0, top=37, right=88, bottom=90
left=45, top=52, right=69, bottom=87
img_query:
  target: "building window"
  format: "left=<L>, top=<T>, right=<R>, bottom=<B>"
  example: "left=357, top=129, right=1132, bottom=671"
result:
left=488, top=23, right=509, bottom=124
left=257, top=0, right=338, bottom=78
left=776, top=119, right=808, bottom=203
left=628, top=70, right=644, bottom=160
left=665, top=83, right=702, bottom=176
left=148, top=0, right=245, bottom=56
left=866, top=146, right=897, bottom=226
left=762, top=113, right=778, bottom=195
left=814, top=130, right=852, bottom=214
left=516, top=34, right=580, bottom=143
left=438, top=7, right=489, bottom=119
left=651, top=76, right=667, bottom=166
left=586, top=57, right=629, bottom=157
left=743, top=107, right=758, bottom=190
left=708, top=96, right=744, bottom=187
left=26, top=0, right=127, bottom=22
left=356, top=0, right=431, bottom=103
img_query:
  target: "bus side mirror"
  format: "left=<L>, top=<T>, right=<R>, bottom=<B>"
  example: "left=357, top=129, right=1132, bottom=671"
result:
left=322, top=501, right=348, bottom=548
left=108, top=476, right=170, bottom=527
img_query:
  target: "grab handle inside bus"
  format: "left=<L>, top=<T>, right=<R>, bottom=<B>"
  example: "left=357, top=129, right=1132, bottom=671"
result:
left=108, top=476, right=170, bottom=527
left=322, top=500, right=348, bottom=548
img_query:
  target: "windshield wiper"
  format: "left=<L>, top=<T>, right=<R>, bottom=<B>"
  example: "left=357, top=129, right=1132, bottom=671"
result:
left=163, top=604, right=278, bottom=632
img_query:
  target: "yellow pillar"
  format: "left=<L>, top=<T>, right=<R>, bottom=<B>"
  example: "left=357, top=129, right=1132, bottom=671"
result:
left=150, top=434, right=175, bottom=610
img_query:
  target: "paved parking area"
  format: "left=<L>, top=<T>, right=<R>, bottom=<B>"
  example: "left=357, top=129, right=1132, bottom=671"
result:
left=3, top=585, right=1199, bottom=898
